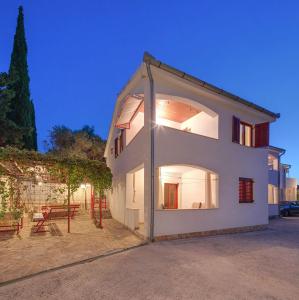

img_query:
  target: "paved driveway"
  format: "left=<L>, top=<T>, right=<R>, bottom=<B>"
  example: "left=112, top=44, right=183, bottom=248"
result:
left=1, top=217, right=299, bottom=300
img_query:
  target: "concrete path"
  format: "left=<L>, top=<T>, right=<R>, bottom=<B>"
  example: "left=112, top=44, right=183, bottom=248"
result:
left=0, top=214, right=142, bottom=283
left=1, top=217, right=299, bottom=299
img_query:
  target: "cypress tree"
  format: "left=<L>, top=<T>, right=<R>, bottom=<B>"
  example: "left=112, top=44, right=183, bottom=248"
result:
left=0, top=72, right=24, bottom=147
left=8, top=6, right=37, bottom=150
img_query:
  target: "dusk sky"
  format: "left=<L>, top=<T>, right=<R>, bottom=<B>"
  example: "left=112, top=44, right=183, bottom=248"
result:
left=0, top=1, right=298, bottom=178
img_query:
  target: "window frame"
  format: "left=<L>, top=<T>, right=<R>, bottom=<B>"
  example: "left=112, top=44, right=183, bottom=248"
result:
left=239, top=121, right=253, bottom=147
left=239, top=177, right=254, bottom=203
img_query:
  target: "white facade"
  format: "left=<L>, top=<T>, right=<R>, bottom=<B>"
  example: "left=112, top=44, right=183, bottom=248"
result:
left=105, top=53, right=279, bottom=239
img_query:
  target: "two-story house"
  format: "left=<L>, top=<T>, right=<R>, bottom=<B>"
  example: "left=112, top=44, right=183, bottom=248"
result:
left=104, top=53, right=280, bottom=240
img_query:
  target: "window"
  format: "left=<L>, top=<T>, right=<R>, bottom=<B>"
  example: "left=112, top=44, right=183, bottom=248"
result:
left=232, top=116, right=269, bottom=148
left=114, top=137, right=118, bottom=158
left=239, top=178, right=254, bottom=203
left=119, top=130, right=124, bottom=153
left=268, top=184, right=278, bottom=204
left=114, top=130, right=125, bottom=159
left=240, top=122, right=252, bottom=147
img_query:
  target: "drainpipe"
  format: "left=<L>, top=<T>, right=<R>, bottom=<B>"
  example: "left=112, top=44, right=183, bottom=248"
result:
left=145, top=60, right=155, bottom=242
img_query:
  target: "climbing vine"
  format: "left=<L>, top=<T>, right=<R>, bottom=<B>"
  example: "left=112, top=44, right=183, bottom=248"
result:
left=0, top=147, right=112, bottom=220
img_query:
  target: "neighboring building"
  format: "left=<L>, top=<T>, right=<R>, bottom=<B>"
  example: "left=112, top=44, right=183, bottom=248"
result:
left=283, top=164, right=298, bottom=201
left=267, top=147, right=298, bottom=218
left=104, top=53, right=280, bottom=240
left=267, top=146, right=284, bottom=217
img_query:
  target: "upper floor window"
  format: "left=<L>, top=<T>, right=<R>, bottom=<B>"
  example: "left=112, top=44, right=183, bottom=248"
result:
left=155, top=95, right=218, bottom=139
left=268, top=154, right=278, bottom=170
left=240, top=121, right=252, bottom=147
left=232, top=116, right=269, bottom=148
left=114, top=130, right=124, bottom=158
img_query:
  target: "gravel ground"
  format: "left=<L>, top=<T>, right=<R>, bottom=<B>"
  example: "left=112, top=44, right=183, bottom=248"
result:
left=1, top=217, right=299, bottom=300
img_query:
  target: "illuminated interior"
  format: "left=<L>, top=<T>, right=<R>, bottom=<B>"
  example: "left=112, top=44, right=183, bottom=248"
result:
left=158, top=165, right=219, bottom=210
left=115, top=94, right=219, bottom=147
left=155, top=95, right=218, bottom=139
left=268, top=154, right=279, bottom=171
left=268, top=184, right=278, bottom=204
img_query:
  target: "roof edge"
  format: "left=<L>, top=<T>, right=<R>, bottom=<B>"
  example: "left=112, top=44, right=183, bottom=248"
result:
left=143, top=52, right=280, bottom=119
left=268, top=145, right=286, bottom=154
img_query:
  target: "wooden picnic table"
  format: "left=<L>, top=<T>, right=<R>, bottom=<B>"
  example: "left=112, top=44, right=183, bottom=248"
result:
left=33, top=204, right=81, bottom=233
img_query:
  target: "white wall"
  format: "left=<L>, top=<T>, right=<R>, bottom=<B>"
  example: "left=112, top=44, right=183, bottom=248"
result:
left=126, top=112, right=144, bottom=145
left=126, top=168, right=144, bottom=223
left=268, top=204, right=279, bottom=217
left=18, top=181, right=92, bottom=211
left=181, top=169, right=206, bottom=209
left=181, top=112, right=218, bottom=139
left=156, top=117, right=181, bottom=129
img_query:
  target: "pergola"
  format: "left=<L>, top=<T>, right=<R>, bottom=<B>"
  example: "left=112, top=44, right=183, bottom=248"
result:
left=0, top=147, right=112, bottom=233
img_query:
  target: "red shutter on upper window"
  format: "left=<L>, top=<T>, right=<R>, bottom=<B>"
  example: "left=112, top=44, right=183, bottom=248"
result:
left=232, top=116, right=240, bottom=143
left=255, top=122, right=269, bottom=147
left=114, top=137, right=118, bottom=158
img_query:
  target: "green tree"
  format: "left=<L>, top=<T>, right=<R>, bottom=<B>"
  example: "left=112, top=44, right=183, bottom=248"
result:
left=0, top=72, right=24, bottom=147
left=8, top=6, right=37, bottom=150
left=46, top=125, right=106, bottom=160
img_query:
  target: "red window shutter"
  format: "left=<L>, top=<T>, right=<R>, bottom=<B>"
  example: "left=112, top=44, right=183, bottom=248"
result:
left=232, top=116, right=240, bottom=143
left=255, top=122, right=269, bottom=147
left=239, top=178, right=254, bottom=203
left=239, top=179, right=245, bottom=202
left=114, top=137, right=118, bottom=158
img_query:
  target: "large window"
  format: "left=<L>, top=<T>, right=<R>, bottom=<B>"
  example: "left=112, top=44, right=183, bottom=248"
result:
left=239, top=178, right=254, bottom=203
left=158, top=165, right=219, bottom=210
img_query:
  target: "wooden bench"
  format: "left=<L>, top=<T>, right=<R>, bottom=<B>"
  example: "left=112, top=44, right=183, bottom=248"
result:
left=41, top=204, right=80, bottom=219
left=0, top=213, right=23, bottom=234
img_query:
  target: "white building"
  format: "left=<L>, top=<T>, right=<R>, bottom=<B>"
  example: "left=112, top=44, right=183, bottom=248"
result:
left=105, top=53, right=280, bottom=240
left=267, top=147, right=298, bottom=217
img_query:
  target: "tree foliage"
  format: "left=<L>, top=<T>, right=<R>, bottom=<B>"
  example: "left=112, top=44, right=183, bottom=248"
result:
left=8, top=6, right=37, bottom=150
left=45, top=125, right=106, bottom=160
left=0, top=72, right=24, bottom=147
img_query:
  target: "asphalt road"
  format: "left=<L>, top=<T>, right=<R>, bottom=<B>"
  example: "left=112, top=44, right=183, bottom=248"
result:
left=1, top=217, right=299, bottom=300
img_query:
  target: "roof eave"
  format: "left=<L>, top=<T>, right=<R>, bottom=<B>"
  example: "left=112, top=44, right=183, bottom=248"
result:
left=143, top=52, right=280, bottom=120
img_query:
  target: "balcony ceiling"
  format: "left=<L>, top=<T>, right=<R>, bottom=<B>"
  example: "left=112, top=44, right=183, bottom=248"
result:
left=156, top=99, right=200, bottom=123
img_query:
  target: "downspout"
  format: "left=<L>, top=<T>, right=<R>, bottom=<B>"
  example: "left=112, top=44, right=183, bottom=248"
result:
left=145, top=61, right=155, bottom=242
